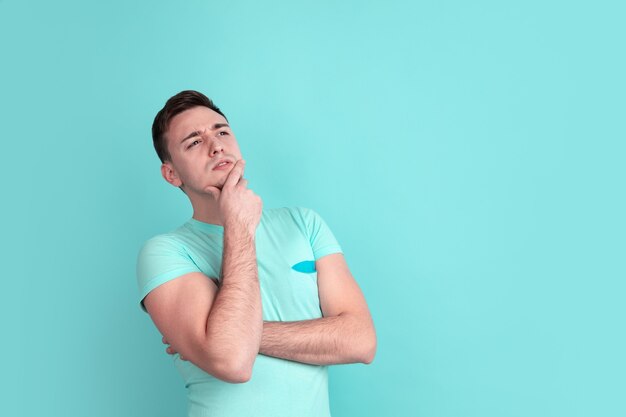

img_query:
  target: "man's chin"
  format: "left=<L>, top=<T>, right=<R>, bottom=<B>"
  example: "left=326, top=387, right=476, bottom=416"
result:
left=216, top=178, right=227, bottom=189
left=208, top=178, right=227, bottom=191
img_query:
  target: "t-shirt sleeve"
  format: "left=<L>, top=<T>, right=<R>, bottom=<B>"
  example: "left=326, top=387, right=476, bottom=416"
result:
left=296, top=207, right=343, bottom=260
left=136, top=236, right=201, bottom=312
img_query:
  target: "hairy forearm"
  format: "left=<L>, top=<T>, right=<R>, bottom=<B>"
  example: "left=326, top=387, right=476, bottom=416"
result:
left=260, top=313, right=376, bottom=366
left=205, top=225, right=262, bottom=369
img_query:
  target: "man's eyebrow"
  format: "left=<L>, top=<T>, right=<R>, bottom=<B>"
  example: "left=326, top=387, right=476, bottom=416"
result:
left=180, top=130, right=202, bottom=144
left=179, top=123, right=230, bottom=144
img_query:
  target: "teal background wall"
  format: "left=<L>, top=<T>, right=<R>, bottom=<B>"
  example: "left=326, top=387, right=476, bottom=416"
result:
left=2, top=1, right=624, bottom=416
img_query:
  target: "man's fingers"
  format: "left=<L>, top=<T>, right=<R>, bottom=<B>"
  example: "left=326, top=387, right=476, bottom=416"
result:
left=165, top=346, right=187, bottom=361
left=162, top=336, right=168, bottom=344
left=166, top=346, right=185, bottom=360
left=224, top=159, right=245, bottom=188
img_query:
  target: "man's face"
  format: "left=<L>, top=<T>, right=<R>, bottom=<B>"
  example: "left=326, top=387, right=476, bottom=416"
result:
left=162, top=106, right=242, bottom=195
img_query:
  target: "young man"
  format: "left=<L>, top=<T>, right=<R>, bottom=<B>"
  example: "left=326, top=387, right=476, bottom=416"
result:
left=137, top=90, right=376, bottom=417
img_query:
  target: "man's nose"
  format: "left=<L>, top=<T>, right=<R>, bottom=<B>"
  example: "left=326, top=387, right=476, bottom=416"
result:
left=207, top=134, right=224, bottom=156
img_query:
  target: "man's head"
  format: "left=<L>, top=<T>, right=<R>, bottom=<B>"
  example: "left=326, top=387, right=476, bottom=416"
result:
left=152, top=90, right=227, bottom=163
left=152, top=90, right=242, bottom=196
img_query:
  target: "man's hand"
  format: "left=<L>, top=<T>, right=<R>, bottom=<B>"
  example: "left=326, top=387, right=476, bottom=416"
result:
left=205, top=159, right=263, bottom=235
left=163, top=335, right=186, bottom=360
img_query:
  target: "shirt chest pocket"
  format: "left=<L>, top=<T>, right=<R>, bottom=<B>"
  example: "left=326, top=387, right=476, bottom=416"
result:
left=258, top=252, right=323, bottom=321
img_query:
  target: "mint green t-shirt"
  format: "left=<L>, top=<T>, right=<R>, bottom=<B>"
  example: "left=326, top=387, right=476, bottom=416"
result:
left=137, top=207, right=343, bottom=417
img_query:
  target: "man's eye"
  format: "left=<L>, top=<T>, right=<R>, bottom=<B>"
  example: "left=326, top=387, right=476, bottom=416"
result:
left=188, top=139, right=201, bottom=149
left=218, top=131, right=229, bottom=136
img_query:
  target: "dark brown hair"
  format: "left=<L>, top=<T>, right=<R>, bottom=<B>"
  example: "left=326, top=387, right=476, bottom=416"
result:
left=152, top=90, right=227, bottom=162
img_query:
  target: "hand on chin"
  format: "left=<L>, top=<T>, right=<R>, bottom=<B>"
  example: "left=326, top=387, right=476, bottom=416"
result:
left=204, top=177, right=227, bottom=196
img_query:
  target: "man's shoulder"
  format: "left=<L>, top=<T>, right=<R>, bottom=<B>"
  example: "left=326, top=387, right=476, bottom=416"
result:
left=138, top=224, right=193, bottom=255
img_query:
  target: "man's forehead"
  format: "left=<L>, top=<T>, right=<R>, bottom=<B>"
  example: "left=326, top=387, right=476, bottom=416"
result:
left=168, top=106, right=228, bottom=139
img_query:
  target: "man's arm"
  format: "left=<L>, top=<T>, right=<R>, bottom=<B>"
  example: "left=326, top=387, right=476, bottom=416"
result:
left=145, top=160, right=263, bottom=383
left=259, top=253, right=377, bottom=365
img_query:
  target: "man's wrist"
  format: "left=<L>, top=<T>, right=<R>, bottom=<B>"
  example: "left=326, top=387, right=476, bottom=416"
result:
left=223, top=220, right=256, bottom=239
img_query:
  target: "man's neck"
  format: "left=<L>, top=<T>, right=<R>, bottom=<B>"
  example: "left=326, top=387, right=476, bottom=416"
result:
left=190, top=195, right=222, bottom=226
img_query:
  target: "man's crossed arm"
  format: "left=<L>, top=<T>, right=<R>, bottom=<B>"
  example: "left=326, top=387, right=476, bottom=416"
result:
left=162, top=252, right=376, bottom=368
left=259, top=252, right=376, bottom=365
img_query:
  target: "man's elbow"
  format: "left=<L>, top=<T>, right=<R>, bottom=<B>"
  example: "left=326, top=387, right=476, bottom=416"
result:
left=360, top=338, right=377, bottom=364
left=358, top=327, right=377, bottom=364
left=199, top=352, right=256, bottom=383
left=216, top=362, right=253, bottom=384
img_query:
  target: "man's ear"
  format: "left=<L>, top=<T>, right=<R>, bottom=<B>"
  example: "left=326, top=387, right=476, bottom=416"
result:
left=161, top=162, right=183, bottom=187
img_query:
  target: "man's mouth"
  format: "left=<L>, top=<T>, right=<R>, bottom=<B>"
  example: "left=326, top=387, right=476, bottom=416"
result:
left=213, top=160, right=232, bottom=170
